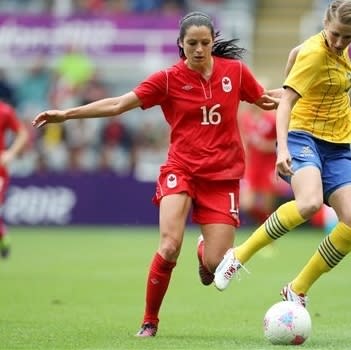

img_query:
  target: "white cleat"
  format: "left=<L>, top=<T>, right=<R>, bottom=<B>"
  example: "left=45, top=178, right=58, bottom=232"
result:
left=280, top=283, right=308, bottom=307
left=214, top=248, right=243, bottom=291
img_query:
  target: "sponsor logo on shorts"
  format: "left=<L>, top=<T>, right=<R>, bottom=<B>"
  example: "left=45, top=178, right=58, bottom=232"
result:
left=167, top=174, right=177, bottom=188
left=299, top=146, right=314, bottom=158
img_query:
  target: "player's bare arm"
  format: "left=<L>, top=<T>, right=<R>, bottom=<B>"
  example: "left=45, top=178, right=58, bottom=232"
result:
left=285, top=44, right=302, bottom=77
left=1, top=124, right=28, bottom=166
left=267, top=88, right=284, bottom=99
left=32, top=92, right=141, bottom=128
left=275, top=87, right=300, bottom=176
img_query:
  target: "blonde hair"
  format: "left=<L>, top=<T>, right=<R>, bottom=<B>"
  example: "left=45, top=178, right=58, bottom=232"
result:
left=325, top=0, right=351, bottom=25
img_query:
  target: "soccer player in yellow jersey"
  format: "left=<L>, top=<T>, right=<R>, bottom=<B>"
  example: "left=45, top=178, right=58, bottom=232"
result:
left=214, top=0, right=351, bottom=307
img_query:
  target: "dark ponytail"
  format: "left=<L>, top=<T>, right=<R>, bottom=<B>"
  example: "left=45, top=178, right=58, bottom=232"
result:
left=212, top=32, right=246, bottom=59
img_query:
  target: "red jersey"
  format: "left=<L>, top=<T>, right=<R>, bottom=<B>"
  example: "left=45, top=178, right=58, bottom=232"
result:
left=241, top=109, right=276, bottom=168
left=241, top=108, right=277, bottom=191
left=133, top=56, right=264, bottom=180
left=0, top=101, right=21, bottom=176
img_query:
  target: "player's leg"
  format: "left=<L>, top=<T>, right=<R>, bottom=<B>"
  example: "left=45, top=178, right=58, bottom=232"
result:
left=239, top=165, right=322, bottom=263
left=196, top=233, right=215, bottom=285
left=288, top=185, right=351, bottom=299
left=0, top=224, right=9, bottom=258
left=214, top=133, right=324, bottom=291
left=199, top=223, right=235, bottom=273
left=283, top=144, right=351, bottom=305
left=214, top=166, right=323, bottom=291
left=193, top=179, right=238, bottom=286
left=136, top=192, right=192, bottom=337
left=0, top=175, right=9, bottom=258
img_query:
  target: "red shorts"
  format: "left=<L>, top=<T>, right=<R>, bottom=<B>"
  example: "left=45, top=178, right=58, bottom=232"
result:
left=153, top=168, right=240, bottom=227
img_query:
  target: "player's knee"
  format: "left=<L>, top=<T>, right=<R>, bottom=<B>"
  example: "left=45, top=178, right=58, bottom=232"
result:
left=159, top=236, right=181, bottom=260
left=297, top=198, right=323, bottom=219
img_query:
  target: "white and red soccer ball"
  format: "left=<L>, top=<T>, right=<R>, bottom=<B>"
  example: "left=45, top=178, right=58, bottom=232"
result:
left=263, top=301, right=312, bottom=345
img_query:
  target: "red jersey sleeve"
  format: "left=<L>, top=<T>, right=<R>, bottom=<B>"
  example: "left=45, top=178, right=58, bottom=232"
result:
left=239, top=62, right=264, bottom=103
left=133, top=70, right=168, bottom=109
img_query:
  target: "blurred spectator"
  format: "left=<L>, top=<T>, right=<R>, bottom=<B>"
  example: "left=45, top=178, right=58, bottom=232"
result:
left=54, top=44, right=95, bottom=90
left=99, top=117, right=135, bottom=174
left=133, top=120, right=168, bottom=182
left=0, top=69, right=17, bottom=107
left=39, top=123, right=68, bottom=172
left=43, top=49, right=87, bottom=172
left=63, top=118, right=99, bottom=171
left=79, top=72, right=109, bottom=106
left=15, top=58, right=53, bottom=120
left=239, top=103, right=290, bottom=225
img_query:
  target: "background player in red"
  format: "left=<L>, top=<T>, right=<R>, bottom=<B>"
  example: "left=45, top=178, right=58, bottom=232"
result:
left=0, top=100, right=28, bottom=258
left=239, top=103, right=289, bottom=225
left=32, top=11, right=280, bottom=337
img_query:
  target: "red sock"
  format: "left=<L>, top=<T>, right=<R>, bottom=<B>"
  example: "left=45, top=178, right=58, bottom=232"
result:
left=142, top=252, right=176, bottom=325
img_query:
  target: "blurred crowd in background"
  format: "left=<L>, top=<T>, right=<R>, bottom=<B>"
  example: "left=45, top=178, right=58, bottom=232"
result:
left=1, top=46, right=172, bottom=180
left=0, top=0, right=189, bottom=14
left=0, top=0, right=325, bottom=183
left=2, top=0, right=230, bottom=179
left=0, top=0, right=335, bottom=228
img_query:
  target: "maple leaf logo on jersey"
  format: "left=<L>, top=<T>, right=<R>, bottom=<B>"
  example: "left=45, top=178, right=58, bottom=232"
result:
left=167, top=174, right=177, bottom=188
left=222, top=76, right=232, bottom=92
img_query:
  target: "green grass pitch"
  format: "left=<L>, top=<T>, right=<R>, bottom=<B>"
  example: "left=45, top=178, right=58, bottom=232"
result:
left=1, top=225, right=350, bottom=350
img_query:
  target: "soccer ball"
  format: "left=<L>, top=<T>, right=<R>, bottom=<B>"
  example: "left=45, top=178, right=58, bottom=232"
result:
left=263, top=301, right=312, bottom=345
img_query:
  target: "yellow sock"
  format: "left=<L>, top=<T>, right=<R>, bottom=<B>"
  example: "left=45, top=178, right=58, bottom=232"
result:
left=292, top=222, right=351, bottom=294
left=236, top=200, right=305, bottom=264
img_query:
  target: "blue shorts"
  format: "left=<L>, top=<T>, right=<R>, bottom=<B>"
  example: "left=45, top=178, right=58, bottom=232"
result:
left=282, top=131, right=351, bottom=203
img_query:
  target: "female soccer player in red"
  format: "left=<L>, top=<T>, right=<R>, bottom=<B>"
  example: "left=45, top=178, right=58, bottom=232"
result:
left=239, top=104, right=284, bottom=225
left=0, top=100, right=28, bottom=258
left=32, top=11, right=280, bottom=336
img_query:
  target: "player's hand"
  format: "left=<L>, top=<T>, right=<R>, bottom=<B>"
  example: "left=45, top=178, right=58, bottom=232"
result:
left=276, top=148, right=294, bottom=176
left=266, top=88, right=284, bottom=99
left=32, top=110, right=66, bottom=128
left=256, top=94, right=279, bottom=110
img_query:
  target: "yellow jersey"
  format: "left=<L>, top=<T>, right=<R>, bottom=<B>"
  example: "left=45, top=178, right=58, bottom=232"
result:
left=285, top=31, right=351, bottom=143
